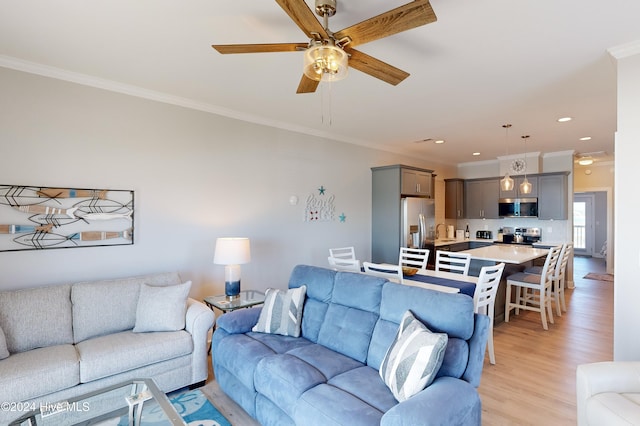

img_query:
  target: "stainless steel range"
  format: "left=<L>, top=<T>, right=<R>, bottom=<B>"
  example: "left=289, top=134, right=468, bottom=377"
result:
left=500, top=227, right=541, bottom=245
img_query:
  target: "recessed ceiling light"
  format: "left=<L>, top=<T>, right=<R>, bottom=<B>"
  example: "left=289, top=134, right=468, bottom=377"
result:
left=579, top=136, right=592, bottom=141
left=557, top=117, right=572, bottom=122
left=472, top=152, right=481, bottom=156
left=434, top=140, right=445, bottom=144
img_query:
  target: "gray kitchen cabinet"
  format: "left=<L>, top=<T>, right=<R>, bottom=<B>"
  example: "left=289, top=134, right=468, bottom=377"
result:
left=498, top=176, right=539, bottom=198
left=538, top=172, right=569, bottom=219
left=371, top=165, right=434, bottom=264
left=445, top=179, right=465, bottom=219
left=401, top=168, right=432, bottom=197
left=465, top=179, right=500, bottom=219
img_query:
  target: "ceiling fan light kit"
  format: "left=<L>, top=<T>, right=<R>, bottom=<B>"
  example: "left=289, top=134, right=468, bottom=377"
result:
left=303, top=40, right=348, bottom=82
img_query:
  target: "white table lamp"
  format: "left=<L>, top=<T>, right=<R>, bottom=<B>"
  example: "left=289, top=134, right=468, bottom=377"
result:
left=214, top=237, right=251, bottom=299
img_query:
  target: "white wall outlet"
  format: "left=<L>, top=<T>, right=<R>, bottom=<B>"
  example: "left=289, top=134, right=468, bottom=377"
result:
left=483, top=224, right=488, bottom=230
left=547, top=227, right=553, bottom=233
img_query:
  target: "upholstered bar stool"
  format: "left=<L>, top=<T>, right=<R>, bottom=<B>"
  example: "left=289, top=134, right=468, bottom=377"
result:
left=505, top=246, right=562, bottom=330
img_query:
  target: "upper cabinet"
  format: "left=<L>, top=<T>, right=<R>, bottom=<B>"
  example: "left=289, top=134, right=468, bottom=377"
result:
left=465, top=179, right=500, bottom=219
left=445, top=179, right=465, bottom=219
left=499, top=176, right=539, bottom=198
left=401, top=168, right=433, bottom=197
left=538, top=173, right=569, bottom=220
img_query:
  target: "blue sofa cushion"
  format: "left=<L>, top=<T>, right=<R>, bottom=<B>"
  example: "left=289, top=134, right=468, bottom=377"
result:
left=254, top=353, right=326, bottom=417
left=294, top=383, right=385, bottom=426
left=369, top=282, right=475, bottom=375
left=289, top=265, right=335, bottom=343
left=379, top=310, right=448, bottom=402
left=252, top=286, right=306, bottom=337
left=317, top=303, right=379, bottom=363
left=328, top=366, right=397, bottom=413
left=315, top=272, right=385, bottom=362
left=287, top=344, right=364, bottom=380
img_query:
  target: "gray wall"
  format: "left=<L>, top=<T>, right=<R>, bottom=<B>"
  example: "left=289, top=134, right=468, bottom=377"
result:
left=0, top=67, right=454, bottom=298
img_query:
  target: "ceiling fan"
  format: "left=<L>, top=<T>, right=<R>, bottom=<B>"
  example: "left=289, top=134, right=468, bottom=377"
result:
left=212, top=0, right=437, bottom=94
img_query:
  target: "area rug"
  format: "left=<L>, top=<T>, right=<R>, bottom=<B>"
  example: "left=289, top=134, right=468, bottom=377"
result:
left=103, top=388, right=231, bottom=426
left=584, top=272, right=614, bottom=282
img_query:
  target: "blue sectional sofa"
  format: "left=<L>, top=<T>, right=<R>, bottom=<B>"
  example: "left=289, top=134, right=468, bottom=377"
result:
left=211, top=265, right=489, bottom=426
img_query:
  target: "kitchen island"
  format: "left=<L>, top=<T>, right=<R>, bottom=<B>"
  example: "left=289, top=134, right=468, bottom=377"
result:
left=460, top=244, right=550, bottom=323
left=463, top=244, right=549, bottom=265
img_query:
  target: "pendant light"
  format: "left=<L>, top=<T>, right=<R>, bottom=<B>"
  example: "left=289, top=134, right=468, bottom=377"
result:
left=519, top=135, right=532, bottom=194
left=500, top=124, right=514, bottom=191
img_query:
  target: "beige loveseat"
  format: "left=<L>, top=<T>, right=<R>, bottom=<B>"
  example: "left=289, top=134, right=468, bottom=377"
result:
left=0, top=272, right=214, bottom=424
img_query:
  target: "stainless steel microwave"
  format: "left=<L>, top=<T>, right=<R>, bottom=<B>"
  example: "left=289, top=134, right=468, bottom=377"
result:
left=498, top=198, right=538, bottom=217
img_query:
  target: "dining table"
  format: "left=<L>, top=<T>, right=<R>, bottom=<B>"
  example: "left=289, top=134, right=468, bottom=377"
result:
left=374, top=263, right=478, bottom=297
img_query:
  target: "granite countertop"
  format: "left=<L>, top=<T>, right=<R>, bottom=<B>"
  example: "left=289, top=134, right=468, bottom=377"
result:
left=460, top=244, right=549, bottom=264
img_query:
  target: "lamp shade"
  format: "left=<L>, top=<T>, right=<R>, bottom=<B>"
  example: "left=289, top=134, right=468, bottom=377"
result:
left=213, top=238, right=251, bottom=265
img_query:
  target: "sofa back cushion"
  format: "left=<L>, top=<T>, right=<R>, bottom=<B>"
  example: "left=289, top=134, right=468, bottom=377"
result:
left=0, top=284, right=73, bottom=353
left=288, top=265, right=335, bottom=343
left=316, top=271, right=385, bottom=363
left=368, top=283, right=475, bottom=377
left=72, top=272, right=182, bottom=343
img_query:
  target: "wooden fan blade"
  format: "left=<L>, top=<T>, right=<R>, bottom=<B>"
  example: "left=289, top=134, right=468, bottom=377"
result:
left=212, top=43, right=307, bottom=54
left=275, top=0, right=328, bottom=39
left=296, top=74, right=320, bottom=94
left=334, top=0, right=437, bottom=48
left=345, top=48, right=409, bottom=86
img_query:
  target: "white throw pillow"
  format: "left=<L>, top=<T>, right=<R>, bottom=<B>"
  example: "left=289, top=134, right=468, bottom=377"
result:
left=379, top=310, right=448, bottom=402
left=252, top=285, right=306, bottom=337
left=133, top=281, right=192, bottom=333
left=0, top=326, right=9, bottom=359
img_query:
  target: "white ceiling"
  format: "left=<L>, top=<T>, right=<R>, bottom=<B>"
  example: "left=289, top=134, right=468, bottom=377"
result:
left=1, top=0, right=639, bottom=166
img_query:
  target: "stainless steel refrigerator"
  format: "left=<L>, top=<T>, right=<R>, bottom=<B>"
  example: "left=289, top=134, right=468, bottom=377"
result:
left=401, top=197, right=436, bottom=249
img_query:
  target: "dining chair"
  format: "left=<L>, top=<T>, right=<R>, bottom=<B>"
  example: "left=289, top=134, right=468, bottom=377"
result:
left=327, top=256, right=361, bottom=273
left=505, top=245, right=562, bottom=330
left=524, top=242, right=573, bottom=316
left=473, top=263, right=505, bottom=365
left=328, top=246, right=356, bottom=261
left=435, top=250, right=471, bottom=275
left=362, top=262, right=403, bottom=284
left=399, top=247, right=429, bottom=270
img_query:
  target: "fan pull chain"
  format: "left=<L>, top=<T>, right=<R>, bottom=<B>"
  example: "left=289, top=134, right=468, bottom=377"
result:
left=321, top=82, right=333, bottom=126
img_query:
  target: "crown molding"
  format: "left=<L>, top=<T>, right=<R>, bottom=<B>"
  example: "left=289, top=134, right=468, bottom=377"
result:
left=608, top=40, right=640, bottom=59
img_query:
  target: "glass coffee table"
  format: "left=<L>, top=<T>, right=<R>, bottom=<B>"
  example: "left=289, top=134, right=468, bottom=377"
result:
left=10, top=378, right=185, bottom=425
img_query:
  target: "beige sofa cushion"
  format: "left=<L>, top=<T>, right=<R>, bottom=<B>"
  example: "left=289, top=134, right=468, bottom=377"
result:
left=0, top=345, right=79, bottom=402
left=0, top=326, right=9, bottom=359
left=72, top=272, right=182, bottom=343
left=76, top=329, right=193, bottom=382
left=0, top=284, right=73, bottom=353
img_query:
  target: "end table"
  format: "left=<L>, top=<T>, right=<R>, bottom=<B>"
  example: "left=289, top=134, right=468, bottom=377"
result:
left=204, top=290, right=265, bottom=354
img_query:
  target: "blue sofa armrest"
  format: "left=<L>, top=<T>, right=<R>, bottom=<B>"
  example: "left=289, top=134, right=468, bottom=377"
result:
left=381, top=377, right=481, bottom=426
left=216, top=306, right=262, bottom=334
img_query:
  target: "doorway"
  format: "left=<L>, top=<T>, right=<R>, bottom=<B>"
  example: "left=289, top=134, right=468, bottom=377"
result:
left=573, top=194, right=595, bottom=256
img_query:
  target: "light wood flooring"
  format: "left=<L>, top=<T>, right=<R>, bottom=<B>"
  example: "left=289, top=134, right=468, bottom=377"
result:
left=201, top=256, right=613, bottom=425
